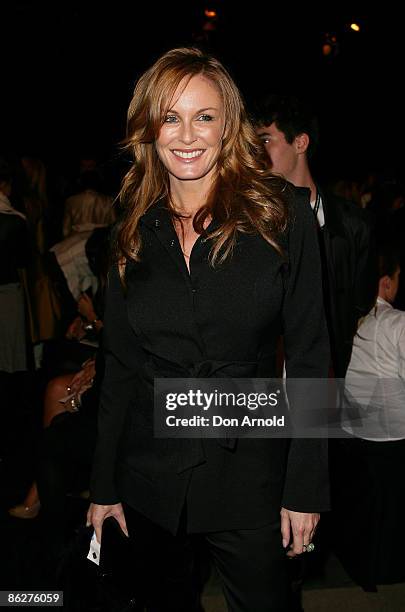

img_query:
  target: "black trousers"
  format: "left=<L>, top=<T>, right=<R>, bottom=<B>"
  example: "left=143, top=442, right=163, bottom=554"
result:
left=331, top=437, right=405, bottom=588
left=122, top=503, right=290, bottom=612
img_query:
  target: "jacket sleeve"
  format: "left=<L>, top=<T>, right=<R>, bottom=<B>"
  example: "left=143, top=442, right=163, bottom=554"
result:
left=281, top=187, right=331, bottom=512
left=353, top=209, right=378, bottom=318
left=90, top=263, right=138, bottom=504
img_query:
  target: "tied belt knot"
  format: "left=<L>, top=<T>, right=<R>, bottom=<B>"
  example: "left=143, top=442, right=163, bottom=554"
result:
left=144, top=352, right=258, bottom=473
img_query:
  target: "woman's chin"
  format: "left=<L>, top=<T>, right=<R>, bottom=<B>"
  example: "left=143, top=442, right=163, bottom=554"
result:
left=168, top=164, right=217, bottom=183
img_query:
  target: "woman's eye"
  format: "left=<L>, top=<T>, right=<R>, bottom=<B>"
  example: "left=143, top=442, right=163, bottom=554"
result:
left=260, top=136, right=270, bottom=144
left=164, top=115, right=178, bottom=123
left=197, top=114, right=214, bottom=122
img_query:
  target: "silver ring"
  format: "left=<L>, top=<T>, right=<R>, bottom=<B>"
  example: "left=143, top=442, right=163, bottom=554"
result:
left=304, top=542, right=315, bottom=553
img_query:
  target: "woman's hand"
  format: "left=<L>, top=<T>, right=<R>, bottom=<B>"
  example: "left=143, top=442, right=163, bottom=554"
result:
left=70, top=359, right=96, bottom=394
left=86, top=502, right=129, bottom=544
left=78, top=293, right=97, bottom=322
left=280, top=507, right=319, bottom=557
left=66, top=316, right=85, bottom=340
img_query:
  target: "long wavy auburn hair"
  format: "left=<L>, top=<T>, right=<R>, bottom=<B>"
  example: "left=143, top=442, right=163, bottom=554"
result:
left=115, top=47, right=289, bottom=276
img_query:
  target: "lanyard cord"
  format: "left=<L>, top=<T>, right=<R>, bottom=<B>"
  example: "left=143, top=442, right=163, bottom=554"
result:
left=313, top=189, right=321, bottom=220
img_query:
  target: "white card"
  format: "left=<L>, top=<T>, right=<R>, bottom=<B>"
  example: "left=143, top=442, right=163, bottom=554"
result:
left=87, top=530, right=101, bottom=566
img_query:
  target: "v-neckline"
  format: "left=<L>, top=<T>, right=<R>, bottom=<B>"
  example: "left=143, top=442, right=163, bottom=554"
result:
left=140, top=200, right=216, bottom=280
left=171, top=216, right=214, bottom=277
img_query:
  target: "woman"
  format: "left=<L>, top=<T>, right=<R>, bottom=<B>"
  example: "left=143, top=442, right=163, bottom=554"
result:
left=87, top=47, right=330, bottom=611
left=9, top=228, right=109, bottom=519
left=21, top=156, right=62, bottom=344
left=8, top=357, right=97, bottom=519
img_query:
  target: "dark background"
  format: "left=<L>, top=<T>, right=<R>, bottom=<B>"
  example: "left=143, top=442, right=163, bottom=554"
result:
left=1, top=1, right=404, bottom=181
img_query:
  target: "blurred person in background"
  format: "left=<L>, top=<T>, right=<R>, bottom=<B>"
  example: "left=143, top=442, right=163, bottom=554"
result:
left=62, top=170, right=115, bottom=238
left=21, top=156, right=62, bottom=348
left=252, top=94, right=376, bottom=377
left=0, top=158, right=30, bottom=374
left=335, top=244, right=405, bottom=589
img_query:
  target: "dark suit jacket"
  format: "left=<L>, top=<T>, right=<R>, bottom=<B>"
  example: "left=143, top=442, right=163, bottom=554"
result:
left=319, top=189, right=376, bottom=377
left=90, top=186, right=330, bottom=534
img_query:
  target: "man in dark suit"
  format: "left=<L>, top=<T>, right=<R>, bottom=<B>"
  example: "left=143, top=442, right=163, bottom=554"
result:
left=252, top=95, right=376, bottom=377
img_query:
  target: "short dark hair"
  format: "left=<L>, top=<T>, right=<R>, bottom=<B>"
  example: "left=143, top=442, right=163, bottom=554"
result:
left=251, top=94, right=319, bottom=158
left=378, top=242, right=400, bottom=279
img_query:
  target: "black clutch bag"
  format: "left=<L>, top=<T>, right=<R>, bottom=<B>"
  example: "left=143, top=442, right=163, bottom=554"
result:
left=98, top=517, right=142, bottom=612
left=59, top=520, right=141, bottom=612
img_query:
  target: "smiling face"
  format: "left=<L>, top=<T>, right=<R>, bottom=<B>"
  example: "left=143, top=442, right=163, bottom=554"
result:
left=155, top=74, right=225, bottom=188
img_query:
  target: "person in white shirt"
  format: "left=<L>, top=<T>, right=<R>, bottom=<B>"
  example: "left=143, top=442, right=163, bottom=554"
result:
left=334, top=245, right=405, bottom=589
left=344, top=247, right=405, bottom=440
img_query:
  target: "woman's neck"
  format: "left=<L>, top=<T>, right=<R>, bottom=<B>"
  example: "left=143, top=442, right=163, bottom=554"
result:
left=169, top=176, right=213, bottom=217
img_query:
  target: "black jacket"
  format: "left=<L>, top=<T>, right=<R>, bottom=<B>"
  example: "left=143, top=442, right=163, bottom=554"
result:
left=319, top=189, right=376, bottom=377
left=90, top=186, right=330, bottom=534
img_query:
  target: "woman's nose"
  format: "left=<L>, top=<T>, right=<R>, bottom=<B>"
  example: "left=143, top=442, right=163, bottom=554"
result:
left=179, top=121, right=197, bottom=145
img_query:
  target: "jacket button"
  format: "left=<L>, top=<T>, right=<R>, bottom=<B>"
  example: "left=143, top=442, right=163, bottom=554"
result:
left=155, top=219, right=160, bottom=227
left=191, top=288, right=197, bottom=293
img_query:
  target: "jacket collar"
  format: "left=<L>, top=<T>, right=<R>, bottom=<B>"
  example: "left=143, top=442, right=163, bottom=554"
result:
left=139, top=198, right=170, bottom=229
left=139, top=197, right=220, bottom=234
left=377, top=296, right=393, bottom=309
left=316, top=183, right=345, bottom=237
left=0, top=192, right=27, bottom=221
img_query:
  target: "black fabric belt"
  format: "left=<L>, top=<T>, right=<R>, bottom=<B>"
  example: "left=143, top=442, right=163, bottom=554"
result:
left=143, top=352, right=258, bottom=473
